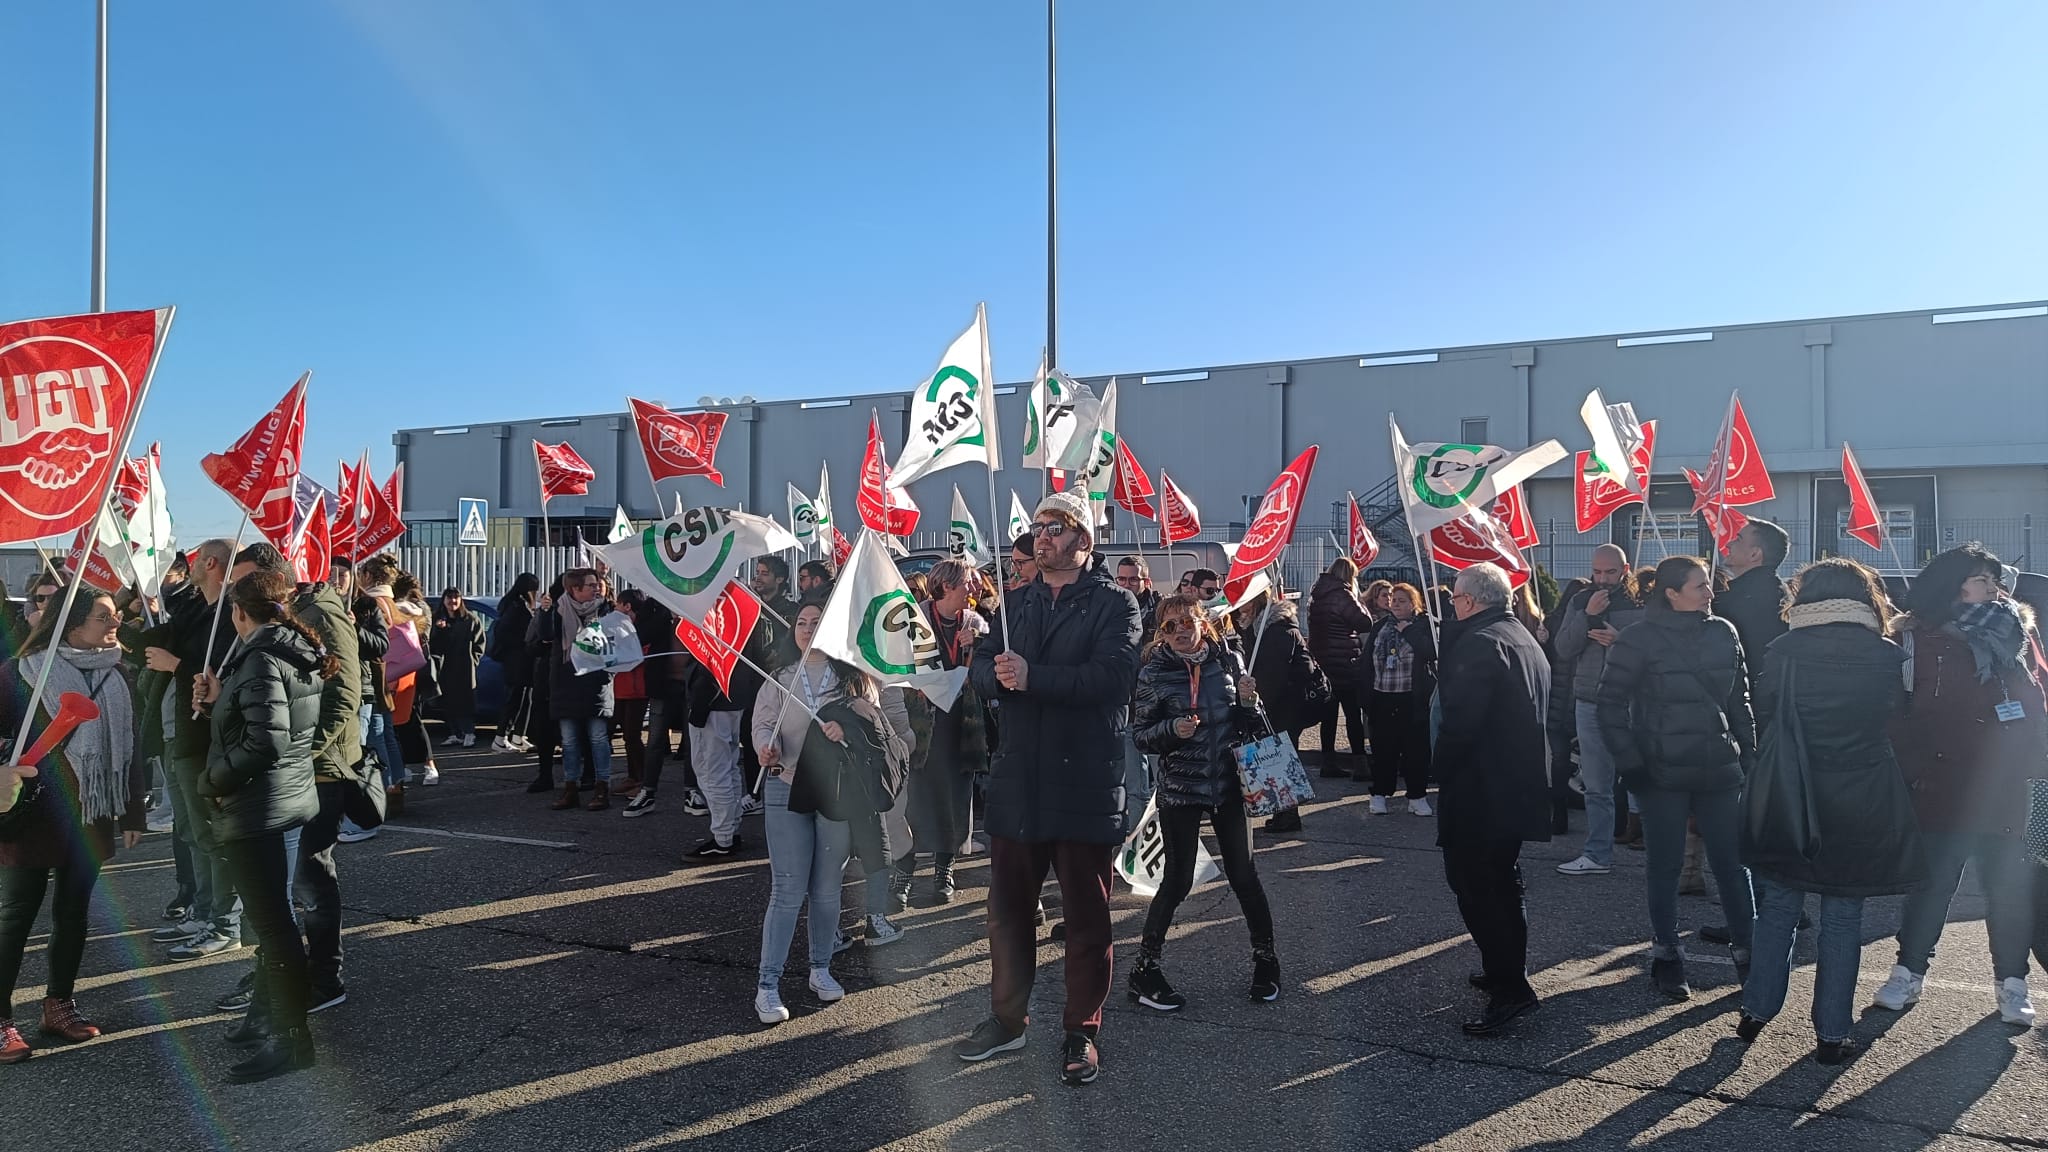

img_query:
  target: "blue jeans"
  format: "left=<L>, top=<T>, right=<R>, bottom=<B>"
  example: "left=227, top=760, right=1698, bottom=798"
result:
left=758, top=774, right=850, bottom=988
left=1896, top=831, right=2037, bottom=981
left=1575, top=702, right=1617, bottom=865
left=1637, top=786, right=1753, bottom=955
left=362, top=705, right=407, bottom=789
left=1743, top=876, right=1863, bottom=1043
left=559, top=717, right=613, bottom=786
left=171, top=755, right=241, bottom=937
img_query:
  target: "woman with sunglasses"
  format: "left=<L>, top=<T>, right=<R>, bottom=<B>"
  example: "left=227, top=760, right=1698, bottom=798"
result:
left=0, top=587, right=147, bottom=1064
left=1128, top=592, right=1280, bottom=1010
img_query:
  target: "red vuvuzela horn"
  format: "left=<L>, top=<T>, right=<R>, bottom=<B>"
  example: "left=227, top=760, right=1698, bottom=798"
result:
left=13, top=692, right=102, bottom=769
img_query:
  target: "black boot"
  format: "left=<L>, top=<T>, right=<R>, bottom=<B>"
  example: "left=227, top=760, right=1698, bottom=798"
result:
left=889, top=854, right=915, bottom=914
left=227, top=1027, right=315, bottom=1083
left=1550, top=798, right=1570, bottom=836
left=1265, top=807, right=1303, bottom=834
left=1249, top=943, right=1281, bottom=1003
left=929, top=853, right=957, bottom=906
left=1128, top=954, right=1186, bottom=1012
left=226, top=959, right=271, bottom=1045
left=1651, top=954, right=1691, bottom=1001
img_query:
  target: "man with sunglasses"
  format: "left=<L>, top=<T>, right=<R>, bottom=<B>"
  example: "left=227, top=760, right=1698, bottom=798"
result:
left=956, top=491, right=1142, bottom=1088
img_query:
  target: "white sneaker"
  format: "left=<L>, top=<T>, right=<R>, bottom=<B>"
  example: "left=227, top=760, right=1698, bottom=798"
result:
left=460, top=734, right=476, bottom=748
left=622, top=791, right=658, bottom=818
left=1556, top=854, right=1612, bottom=876
left=491, top=735, right=511, bottom=752
left=511, top=737, right=534, bottom=753
left=740, top=795, right=764, bottom=818
left=1872, top=965, right=1923, bottom=1010
left=146, top=812, right=175, bottom=834
left=441, top=734, right=463, bottom=748
left=1408, top=797, right=1434, bottom=817
left=337, top=825, right=380, bottom=844
left=867, top=914, right=904, bottom=947
left=1999, top=977, right=2036, bottom=1026
left=755, top=988, right=789, bottom=1025
left=808, top=968, right=845, bottom=1003
left=1369, top=796, right=1390, bottom=815
left=421, top=765, right=441, bottom=786
left=683, top=790, right=710, bottom=817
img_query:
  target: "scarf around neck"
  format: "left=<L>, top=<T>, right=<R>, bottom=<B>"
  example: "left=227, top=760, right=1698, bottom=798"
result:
left=22, top=645, right=132, bottom=825
left=556, top=593, right=606, bottom=663
left=1786, top=599, right=1882, bottom=634
left=1953, top=599, right=2028, bottom=683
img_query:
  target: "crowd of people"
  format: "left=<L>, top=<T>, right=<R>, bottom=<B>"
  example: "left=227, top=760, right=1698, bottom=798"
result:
left=1, top=496, right=2045, bottom=1088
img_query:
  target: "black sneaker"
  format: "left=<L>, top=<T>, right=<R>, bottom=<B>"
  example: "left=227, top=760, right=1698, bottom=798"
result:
left=954, top=1016, right=1027, bottom=1062
left=1128, top=959, right=1186, bottom=1012
left=1249, top=948, right=1281, bottom=1003
left=525, top=777, right=555, bottom=795
left=1060, top=1031, right=1100, bottom=1086
left=621, top=791, right=658, bottom=819
left=215, top=970, right=257, bottom=1013
left=684, top=835, right=740, bottom=862
left=308, top=983, right=348, bottom=1014
left=1651, top=955, right=1691, bottom=1001
left=163, top=898, right=193, bottom=922
left=1814, top=1038, right=1860, bottom=1066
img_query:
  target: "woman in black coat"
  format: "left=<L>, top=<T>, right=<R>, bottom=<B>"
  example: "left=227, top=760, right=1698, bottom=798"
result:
left=1130, top=592, right=1278, bottom=1009
left=494, top=573, right=538, bottom=757
left=430, top=587, right=487, bottom=748
left=1738, top=559, right=1922, bottom=1064
left=1234, top=591, right=1326, bottom=834
left=1308, top=559, right=1375, bottom=766
left=1596, top=555, right=1757, bottom=1001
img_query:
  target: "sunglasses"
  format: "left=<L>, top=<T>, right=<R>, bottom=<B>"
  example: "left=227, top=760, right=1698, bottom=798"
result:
left=1160, top=618, right=1199, bottom=634
left=1028, top=521, right=1070, bottom=538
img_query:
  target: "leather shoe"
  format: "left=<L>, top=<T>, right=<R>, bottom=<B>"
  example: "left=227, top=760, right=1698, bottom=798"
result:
left=1468, top=971, right=1495, bottom=991
left=525, top=776, right=554, bottom=794
left=549, top=783, right=581, bottom=811
left=1699, top=924, right=1732, bottom=945
left=227, top=1027, right=315, bottom=1083
left=1462, top=993, right=1539, bottom=1036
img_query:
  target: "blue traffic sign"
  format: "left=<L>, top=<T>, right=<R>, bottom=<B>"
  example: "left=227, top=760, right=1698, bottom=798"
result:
left=458, top=497, right=489, bottom=546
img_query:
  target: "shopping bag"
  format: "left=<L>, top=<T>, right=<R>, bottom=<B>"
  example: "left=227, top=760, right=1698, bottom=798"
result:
left=1115, top=793, right=1222, bottom=897
left=1234, top=730, right=1314, bottom=817
left=569, top=611, right=645, bottom=677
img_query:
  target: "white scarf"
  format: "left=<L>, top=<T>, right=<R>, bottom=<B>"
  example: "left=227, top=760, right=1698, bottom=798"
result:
left=22, top=645, right=133, bottom=825
left=1786, top=599, right=1882, bottom=634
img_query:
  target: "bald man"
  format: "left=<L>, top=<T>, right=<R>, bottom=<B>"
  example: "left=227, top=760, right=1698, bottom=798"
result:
left=1553, top=545, right=1646, bottom=876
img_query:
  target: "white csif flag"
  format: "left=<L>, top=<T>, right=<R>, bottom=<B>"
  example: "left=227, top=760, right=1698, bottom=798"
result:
left=1389, top=416, right=1567, bottom=536
left=889, top=303, right=1001, bottom=488
left=788, top=483, right=818, bottom=551
left=814, top=462, right=836, bottom=558
left=1006, top=491, right=1031, bottom=548
left=596, top=505, right=799, bottom=623
left=947, top=485, right=991, bottom=567
left=609, top=505, right=635, bottom=544
left=1077, top=379, right=1119, bottom=528
left=814, top=529, right=969, bottom=712
left=1579, top=389, right=1645, bottom=494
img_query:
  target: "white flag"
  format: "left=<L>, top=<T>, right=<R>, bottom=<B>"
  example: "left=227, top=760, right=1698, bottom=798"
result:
left=596, top=506, right=799, bottom=623
left=126, top=455, right=178, bottom=598
left=814, top=461, right=836, bottom=558
left=788, top=483, right=819, bottom=550
left=814, top=529, right=968, bottom=712
left=1021, top=350, right=1059, bottom=468
left=1390, top=416, right=1567, bottom=536
left=1579, top=389, right=1644, bottom=494
left=947, top=485, right=990, bottom=567
left=889, top=303, right=1000, bottom=488
left=1078, top=379, right=1119, bottom=528
left=609, top=505, right=635, bottom=544
left=1006, top=491, right=1031, bottom=548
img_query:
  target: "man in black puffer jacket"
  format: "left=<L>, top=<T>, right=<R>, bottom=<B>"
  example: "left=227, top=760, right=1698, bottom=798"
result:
left=958, top=491, right=1142, bottom=1086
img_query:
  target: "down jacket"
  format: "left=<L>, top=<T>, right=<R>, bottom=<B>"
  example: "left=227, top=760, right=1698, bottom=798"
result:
left=1595, top=605, right=1756, bottom=794
left=1888, top=612, right=2048, bottom=838
left=1307, top=573, right=1375, bottom=690
left=1744, top=620, right=1925, bottom=897
left=1133, top=642, right=1260, bottom=809
left=970, top=565, right=1143, bottom=845
left=199, top=623, right=324, bottom=843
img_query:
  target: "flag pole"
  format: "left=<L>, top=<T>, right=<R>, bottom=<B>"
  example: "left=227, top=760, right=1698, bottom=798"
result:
left=193, top=509, right=250, bottom=717
left=986, top=461, right=1012, bottom=652
left=14, top=305, right=174, bottom=763
left=90, top=0, right=108, bottom=312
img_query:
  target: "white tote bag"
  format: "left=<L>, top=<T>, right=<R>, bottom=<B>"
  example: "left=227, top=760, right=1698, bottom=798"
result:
left=1115, top=793, right=1222, bottom=897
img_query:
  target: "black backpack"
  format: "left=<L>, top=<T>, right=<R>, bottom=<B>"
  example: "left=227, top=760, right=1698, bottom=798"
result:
left=788, top=698, right=899, bottom=820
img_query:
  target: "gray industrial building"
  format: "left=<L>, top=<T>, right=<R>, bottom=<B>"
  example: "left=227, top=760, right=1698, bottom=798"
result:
left=392, top=300, right=2048, bottom=585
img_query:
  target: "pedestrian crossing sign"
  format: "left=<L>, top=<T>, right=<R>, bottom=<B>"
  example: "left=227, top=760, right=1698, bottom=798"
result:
left=459, top=498, right=489, bottom=547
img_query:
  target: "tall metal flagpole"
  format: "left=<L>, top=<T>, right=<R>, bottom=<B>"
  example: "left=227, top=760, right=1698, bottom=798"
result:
left=91, top=0, right=108, bottom=312
left=1045, top=0, right=1058, bottom=373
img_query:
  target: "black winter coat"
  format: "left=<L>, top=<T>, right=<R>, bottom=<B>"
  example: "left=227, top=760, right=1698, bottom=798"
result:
left=1742, top=621, right=1925, bottom=897
left=139, top=580, right=237, bottom=760
left=1719, top=567, right=1788, bottom=691
left=970, top=566, right=1143, bottom=845
left=1308, top=573, right=1375, bottom=690
left=1244, top=602, right=1324, bottom=736
left=1596, top=606, right=1756, bottom=793
left=1433, top=608, right=1553, bottom=847
left=527, top=599, right=616, bottom=720
left=199, top=624, right=324, bottom=842
left=492, top=595, right=535, bottom=693
left=1133, top=643, right=1258, bottom=809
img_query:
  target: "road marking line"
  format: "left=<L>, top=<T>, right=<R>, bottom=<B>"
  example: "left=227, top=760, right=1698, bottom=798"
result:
left=376, top=825, right=576, bottom=850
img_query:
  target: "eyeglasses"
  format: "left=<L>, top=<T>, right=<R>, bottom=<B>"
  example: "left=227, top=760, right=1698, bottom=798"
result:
left=1160, top=618, right=1199, bottom=634
left=1114, top=575, right=1144, bottom=587
left=1028, top=521, right=1070, bottom=538
left=86, top=610, right=119, bottom=626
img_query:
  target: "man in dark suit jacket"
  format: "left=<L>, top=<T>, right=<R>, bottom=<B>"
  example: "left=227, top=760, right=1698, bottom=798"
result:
left=1435, top=561, right=1552, bottom=1036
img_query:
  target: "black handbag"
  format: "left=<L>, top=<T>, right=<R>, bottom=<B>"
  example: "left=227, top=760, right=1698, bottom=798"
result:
left=788, top=718, right=854, bottom=822
left=342, top=750, right=388, bottom=830
left=1744, top=661, right=1821, bottom=862
left=0, top=770, right=46, bottom=842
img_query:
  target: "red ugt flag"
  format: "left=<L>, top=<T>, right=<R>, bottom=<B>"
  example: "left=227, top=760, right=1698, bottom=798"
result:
left=0, top=308, right=168, bottom=545
left=857, top=410, right=919, bottom=537
left=1840, top=442, right=1885, bottom=551
left=1347, top=493, right=1379, bottom=570
left=1158, top=471, right=1201, bottom=548
left=1112, top=439, right=1157, bottom=519
left=674, top=580, right=763, bottom=699
left=290, top=490, right=333, bottom=585
left=1228, top=446, right=1318, bottom=590
left=629, top=398, right=728, bottom=487
left=1690, top=395, right=1774, bottom=513
left=329, top=458, right=365, bottom=560
left=1575, top=420, right=1658, bottom=533
left=202, top=373, right=309, bottom=548
left=355, top=463, right=408, bottom=557
left=535, top=441, right=596, bottom=503
left=1686, top=469, right=1750, bottom=556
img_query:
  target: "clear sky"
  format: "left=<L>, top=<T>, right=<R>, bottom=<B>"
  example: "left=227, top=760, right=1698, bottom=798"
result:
left=3, top=1, right=2043, bottom=537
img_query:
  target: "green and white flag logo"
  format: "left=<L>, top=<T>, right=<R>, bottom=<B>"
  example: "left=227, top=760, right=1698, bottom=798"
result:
left=1079, top=379, right=1119, bottom=527
left=815, top=529, right=968, bottom=712
left=890, top=303, right=1001, bottom=489
left=1389, top=415, right=1566, bottom=536
left=596, top=505, right=798, bottom=623
left=608, top=505, right=635, bottom=544
left=787, top=482, right=818, bottom=548
left=1006, top=491, right=1031, bottom=547
left=947, top=484, right=990, bottom=566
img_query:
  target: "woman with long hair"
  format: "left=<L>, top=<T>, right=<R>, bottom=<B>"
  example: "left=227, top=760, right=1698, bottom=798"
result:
left=1129, top=592, right=1279, bottom=1009
left=1738, top=559, right=1924, bottom=1064
left=1874, top=544, right=2045, bottom=1026
left=494, top=573, right=540, bottom=757
left=1595, top=555, right=1756, bottom=1000
left=1366, top=583, right=1437, bottom=816
left=0, top=586, right=146, bottom=1064
left=1309, top=557, right=1375, bottom=773
left=431, top=586, right=486, bottom=748
left=194, top=570, right=337, bottom=1081
left=750, top=599, right=910, bottom=1023
left=899, top=559, right=988, bottom=906
left=389, top=573, right=442, bottom=788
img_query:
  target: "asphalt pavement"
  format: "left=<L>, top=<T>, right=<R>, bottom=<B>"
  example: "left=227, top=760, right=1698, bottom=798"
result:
left=7, top=729, right=2046, bottom=1152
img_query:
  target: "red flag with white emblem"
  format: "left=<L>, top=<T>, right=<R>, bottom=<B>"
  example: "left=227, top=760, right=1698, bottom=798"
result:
left=1841, top=443, right=1885, bottom=551
left=856, top=410, right=919, bottom=538
left=1347, top=493, right=1379, bottom=570
left=674, top=580, right=762, bottom=699
left=1428, top=507, right=1531, bottom=588
left=1158, top=471, right=1201, bottom=548
left=201, top=374, right=309, bottom=548
left=1691, top=395, right=1774, bottom=514
left=1112, top=439, right=1157, bottom=519
left=629, top=397, right=728, bottom=487
left=1227, top=447, right=1318, bottom=590
left=1575, top=421, right=1658, bottom=533
left=535, top=441, right=596, bottom=503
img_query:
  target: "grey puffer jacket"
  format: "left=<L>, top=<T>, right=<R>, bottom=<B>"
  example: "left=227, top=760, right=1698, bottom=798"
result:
left=199, top=623, right=324, bottom=842
left=1555, top=584, right=1647, bottom=703
left=1595, top=606, right=1756, bottom=794
left=1133, top=642, right=1260, bottom=809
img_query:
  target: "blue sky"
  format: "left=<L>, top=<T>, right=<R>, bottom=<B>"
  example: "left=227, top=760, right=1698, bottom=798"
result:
left=3, top=1, right=2044, bottom=537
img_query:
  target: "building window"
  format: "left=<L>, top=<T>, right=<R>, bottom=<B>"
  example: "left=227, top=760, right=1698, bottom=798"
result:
left=1460, top=417, right=1488, bottom=444
left=1837, top=506, right=1915, bottom=545
left=1630, top=511, right=1693, bottom=552
left=403, top=521, right=456, bottom=548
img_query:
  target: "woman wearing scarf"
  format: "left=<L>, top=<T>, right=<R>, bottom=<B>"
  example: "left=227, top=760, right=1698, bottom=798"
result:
left=389, top=573, right=442, bottom=788
left=526, top=568, right=616, bottom=811
left=1738, top=560, right=1924, bottom=1065
left=352, top=556, right=414, bottom=805
left=1876, top=544, right=2046, bottom=1027
left=898, top=560, right=989, bottom=907
left=1129, top=592, right=1280, bottom=1010
left=431, top=586, right=487, bottom=749
left=0, top=587, right=146, bottom=1064
left=1366, top=583, right=1437, bottom=817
